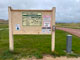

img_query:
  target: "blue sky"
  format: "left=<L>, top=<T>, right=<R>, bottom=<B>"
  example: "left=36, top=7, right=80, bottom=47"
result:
left=0, top=0, right=80, bottom=23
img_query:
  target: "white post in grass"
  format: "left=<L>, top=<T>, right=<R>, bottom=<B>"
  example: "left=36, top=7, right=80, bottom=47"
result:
left=8, top=7, right=14, bottom=52
left=51, top=7, right=56, bottom=52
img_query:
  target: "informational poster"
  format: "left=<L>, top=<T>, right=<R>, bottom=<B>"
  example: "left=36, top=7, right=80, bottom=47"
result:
left=22, top=12, right=42, bottom=26
left=16, top=24, right=20, bottom=30
left=42, top=15, right=51, bottom=33
left=43, top=15, right=51, bottom=27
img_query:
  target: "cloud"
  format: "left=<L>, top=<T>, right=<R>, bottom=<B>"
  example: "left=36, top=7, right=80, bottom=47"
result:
left=10, top=0, right=56, bottom=9
left=0, top=0, right=9, bottom=19
left=0, top=0, right=80, bottom=23
left=76, top=0, right=80, bottom=2
left=56, top=0, right=80, bottom=22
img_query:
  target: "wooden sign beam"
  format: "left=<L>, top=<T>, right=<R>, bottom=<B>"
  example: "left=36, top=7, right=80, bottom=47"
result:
left=8, top=7, right=14, bottom=52
left=51, top=7, right=56, bottom=51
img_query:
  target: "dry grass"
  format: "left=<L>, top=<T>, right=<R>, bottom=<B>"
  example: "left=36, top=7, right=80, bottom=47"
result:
left=56, top=23, right=80, bottom=29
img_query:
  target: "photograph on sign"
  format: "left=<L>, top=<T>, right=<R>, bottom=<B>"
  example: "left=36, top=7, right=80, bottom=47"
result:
left=42, top=28, right=51, bottom=33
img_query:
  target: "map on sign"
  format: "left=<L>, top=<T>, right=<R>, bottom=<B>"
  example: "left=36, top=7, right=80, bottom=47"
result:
left=22, top=12, right=42, bottom=26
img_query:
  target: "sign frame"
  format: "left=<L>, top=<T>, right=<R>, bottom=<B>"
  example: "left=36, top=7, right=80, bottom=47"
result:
left=8, top=6, right=56, bottom=52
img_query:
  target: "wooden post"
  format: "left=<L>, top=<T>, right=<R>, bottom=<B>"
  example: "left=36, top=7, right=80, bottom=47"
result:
left=51, top=7, right=56, bottom=52
left=8, top=7, right=14, bottom=52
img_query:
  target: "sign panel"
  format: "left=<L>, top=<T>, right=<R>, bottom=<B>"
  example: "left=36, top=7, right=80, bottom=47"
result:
left=22, top=12, right=42, bottom=26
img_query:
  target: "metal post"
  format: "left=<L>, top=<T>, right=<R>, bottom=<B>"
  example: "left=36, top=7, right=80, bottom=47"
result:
left=66, top=35, right=72, bottom=53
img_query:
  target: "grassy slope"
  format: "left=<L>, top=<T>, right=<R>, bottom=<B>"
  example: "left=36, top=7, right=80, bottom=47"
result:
left=0, top=28, right=80, bottom=59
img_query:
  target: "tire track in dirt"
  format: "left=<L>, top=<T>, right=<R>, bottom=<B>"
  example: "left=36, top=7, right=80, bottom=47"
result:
left=21, top=55, right=80, bottom=60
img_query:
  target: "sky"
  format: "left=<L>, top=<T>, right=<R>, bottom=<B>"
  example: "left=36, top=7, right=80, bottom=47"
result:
left=0, top=0, right=80, bottom=23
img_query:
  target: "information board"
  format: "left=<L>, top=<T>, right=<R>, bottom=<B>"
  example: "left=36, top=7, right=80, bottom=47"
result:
left=8, top=7, right=55, bottom=52
left=22, top=12, right=42, bottom=26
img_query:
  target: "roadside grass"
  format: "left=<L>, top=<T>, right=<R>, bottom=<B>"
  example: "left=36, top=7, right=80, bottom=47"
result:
left=0, top=27, right=80, bottom=59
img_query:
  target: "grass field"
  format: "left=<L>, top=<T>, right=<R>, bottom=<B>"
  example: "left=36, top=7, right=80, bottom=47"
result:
left=0, top=24, right=8, bottom=28
left=0, top=24, right=80, bottom=60
left=56, top=23, right=80, bottom=29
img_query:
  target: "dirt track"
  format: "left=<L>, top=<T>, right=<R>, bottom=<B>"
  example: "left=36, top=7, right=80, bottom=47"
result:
left=56, top=27, right=80, bottom=37
left=21, top=55, right=80, bottom=60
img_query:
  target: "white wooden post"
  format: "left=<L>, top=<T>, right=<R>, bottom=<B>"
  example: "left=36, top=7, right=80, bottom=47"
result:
left=8, top=7, right=14, bottom=52
left=51, top=7, right=56, bottom=52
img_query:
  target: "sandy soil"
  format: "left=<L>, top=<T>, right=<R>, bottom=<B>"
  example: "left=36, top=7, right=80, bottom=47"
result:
left=21, top=55, right=80, bottom=60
